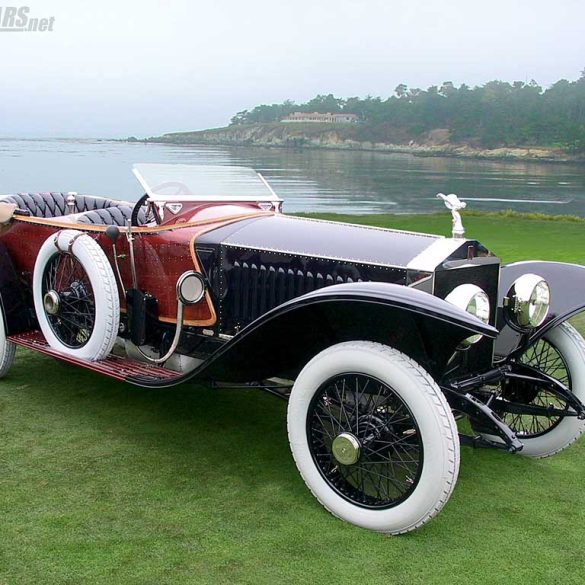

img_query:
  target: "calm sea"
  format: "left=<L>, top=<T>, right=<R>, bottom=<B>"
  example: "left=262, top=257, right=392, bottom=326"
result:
left=0, top=138, right=584, bottom=216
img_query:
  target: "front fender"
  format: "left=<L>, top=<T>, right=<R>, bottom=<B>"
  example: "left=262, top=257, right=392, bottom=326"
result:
left=187, top=281, right=497, bottom=384
left=495, top=261, right=585, bottom=359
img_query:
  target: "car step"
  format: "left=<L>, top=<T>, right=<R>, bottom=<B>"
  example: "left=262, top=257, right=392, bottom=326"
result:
left=8, top=330, right=181, bottom=384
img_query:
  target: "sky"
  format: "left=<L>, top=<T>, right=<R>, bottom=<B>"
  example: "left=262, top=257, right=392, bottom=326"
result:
left=0, top=0, right=583, bottom=138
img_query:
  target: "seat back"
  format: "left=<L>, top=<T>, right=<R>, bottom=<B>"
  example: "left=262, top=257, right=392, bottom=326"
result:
left=0, top=192, right=69, bottom=218
left=0, top=193, right=127, bottom=219
left=76, top=205, right=146, bottom=226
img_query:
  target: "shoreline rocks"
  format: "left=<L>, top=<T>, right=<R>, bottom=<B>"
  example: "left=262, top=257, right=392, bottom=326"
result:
left=143, top=124, right=585, bottom=163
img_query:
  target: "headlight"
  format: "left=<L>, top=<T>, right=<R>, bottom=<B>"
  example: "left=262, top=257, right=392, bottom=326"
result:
left=506, top=273, right=550, bottom=328
left=176, top=271, right=206, bottom=305
left=445, top=284, right=490, bottom=346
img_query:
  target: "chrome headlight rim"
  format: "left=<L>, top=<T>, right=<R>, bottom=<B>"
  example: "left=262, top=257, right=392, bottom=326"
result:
left=506, top=273, right=550, bottom=330
left=445, top=283, right=491, bottom=346
left=176, top=271, right=206, bottom=305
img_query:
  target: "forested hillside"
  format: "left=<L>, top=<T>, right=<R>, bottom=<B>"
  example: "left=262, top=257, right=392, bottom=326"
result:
left=229, top=72, right=585, bottom=152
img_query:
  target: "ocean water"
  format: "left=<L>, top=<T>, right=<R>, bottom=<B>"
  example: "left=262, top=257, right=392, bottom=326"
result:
left=0, top=138, right=584, bottom=216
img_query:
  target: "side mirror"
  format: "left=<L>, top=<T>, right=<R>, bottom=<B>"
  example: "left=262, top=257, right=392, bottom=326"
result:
left=105, top=225, right=120, bottom=245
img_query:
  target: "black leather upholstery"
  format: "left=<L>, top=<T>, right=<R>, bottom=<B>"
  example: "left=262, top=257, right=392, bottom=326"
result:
left=0, top=192, right=123, bottom=218
left=0, top=192, right=68, bottom=217
left=76, top=195, right=124, bottom=213
left=76, top=205, right=146, bottom=226
left=0, top=192, right=146, bottom=226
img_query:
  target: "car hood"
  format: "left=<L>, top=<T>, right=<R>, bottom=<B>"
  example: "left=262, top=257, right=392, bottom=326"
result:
left=197, top=214, right=470, bottom=271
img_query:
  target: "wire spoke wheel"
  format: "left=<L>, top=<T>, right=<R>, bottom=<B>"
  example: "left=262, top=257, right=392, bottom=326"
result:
left=475, top=323, right=585, bottom=458
left=34, top=229, right=119, bottom=361
left=499, top=337, right=571, bottom=438
left=289, top=342, right=459, bottom=533
left=307, top=373, right=423, bottom=509
left=41, top=252, right=96, bottom=348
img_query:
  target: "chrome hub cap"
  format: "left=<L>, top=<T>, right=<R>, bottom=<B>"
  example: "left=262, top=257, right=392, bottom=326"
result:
left=43, top=290, right=60, bottom=315
left=331, top=432, right=361, bottom=465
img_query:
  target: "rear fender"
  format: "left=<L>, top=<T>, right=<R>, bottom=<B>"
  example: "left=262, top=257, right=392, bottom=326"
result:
left=194, top=281, right=497, bottom=383
left=495, top=261, right=585, bottom=359
left=0, top=240, right=33, bottom=335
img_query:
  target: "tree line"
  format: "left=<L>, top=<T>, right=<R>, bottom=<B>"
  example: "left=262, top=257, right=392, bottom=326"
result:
left=230, top=72, right=585, bottom=152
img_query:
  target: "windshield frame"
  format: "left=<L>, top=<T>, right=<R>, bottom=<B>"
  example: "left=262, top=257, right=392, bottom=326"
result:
left=132, top=163, right=282, bottom=203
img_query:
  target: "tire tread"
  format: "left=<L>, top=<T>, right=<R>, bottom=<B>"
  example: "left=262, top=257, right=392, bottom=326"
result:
left=533, top=321, right=585, bottom=459
left=0, top=338, right=15, bottom=378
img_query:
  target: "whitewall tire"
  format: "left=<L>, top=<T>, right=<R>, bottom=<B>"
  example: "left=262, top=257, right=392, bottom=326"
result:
left=287, top=341, right=460, bottom=534
left=33, top=230, right=119, bottom=361
left=0, top=305, right=15, bottom=378
left=490, top=322, right=585, bottom=458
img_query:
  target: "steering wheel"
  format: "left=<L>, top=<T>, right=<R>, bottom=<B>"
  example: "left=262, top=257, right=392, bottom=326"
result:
left=131, top=182, right=190, bottom=226
left=131, top=194, right=158, bottom=227
left=151, top=181, right=191, bottom=196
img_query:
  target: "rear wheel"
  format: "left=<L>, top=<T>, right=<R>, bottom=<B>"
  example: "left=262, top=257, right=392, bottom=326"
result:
left=288, top=341, right=459, bottom=534
left=33, top=230, right=119, bottom=361
left=0, top=306, right=15, bottom=378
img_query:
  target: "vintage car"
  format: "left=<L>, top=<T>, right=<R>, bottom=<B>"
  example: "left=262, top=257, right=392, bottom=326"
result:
left=0, top=163, right=584, bottom=535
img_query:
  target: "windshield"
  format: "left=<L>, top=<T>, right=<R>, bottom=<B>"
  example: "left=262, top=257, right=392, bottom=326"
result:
left=133, top=163, right=280, bottom=202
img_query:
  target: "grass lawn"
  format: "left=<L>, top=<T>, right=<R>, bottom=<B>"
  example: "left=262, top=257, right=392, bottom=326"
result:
left=1, top=213, right=584, bottom=585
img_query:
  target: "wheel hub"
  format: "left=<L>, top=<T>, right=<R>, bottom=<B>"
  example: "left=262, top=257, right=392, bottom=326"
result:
left=43, top=290, right=60, bottom=316
left=331, top=432, right=361, bottom=465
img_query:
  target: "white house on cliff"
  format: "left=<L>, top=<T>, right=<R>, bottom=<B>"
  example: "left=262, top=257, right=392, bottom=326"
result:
left=281, top=112, right=359, bottom=123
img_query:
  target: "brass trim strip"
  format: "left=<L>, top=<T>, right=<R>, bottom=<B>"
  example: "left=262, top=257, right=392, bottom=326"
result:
left=12, top=211, right=273, bottom=234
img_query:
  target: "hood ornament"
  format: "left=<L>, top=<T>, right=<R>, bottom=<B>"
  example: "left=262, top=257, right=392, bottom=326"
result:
left=436, top=193, right=467, bottom=239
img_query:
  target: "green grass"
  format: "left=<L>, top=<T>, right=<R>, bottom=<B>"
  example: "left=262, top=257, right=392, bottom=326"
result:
left=1, top=213, right=585, bottom=584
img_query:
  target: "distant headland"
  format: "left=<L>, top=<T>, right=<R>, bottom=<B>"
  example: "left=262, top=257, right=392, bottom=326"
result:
left=132, top=73, right=585, bottom=162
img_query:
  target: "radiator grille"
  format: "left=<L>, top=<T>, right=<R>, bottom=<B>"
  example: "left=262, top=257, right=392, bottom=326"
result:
left=224, top=261, right=361, bottom=329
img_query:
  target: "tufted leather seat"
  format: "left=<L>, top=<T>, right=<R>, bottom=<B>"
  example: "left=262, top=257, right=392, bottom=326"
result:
left=0, top=192, right=146, bottom=226
left=0, top=192, right=68, bottom=217
left=76, top=205, right=146, bottom=226
left=0, top=192, right=125, bottom=218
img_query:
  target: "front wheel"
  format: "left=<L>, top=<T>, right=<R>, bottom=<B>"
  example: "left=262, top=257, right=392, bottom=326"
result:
left=287, top=341, right=460, bottom=534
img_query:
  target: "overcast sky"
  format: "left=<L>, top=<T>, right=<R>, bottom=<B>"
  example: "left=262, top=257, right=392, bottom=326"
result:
left=1, top=0, right=583, bottom=138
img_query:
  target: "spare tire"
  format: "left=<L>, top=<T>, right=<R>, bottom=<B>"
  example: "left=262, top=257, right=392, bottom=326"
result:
left=33, top=229, right=119, bottom=361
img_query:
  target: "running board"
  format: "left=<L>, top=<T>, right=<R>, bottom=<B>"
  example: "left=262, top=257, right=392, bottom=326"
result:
left=8, top=330, right=181, bottom=384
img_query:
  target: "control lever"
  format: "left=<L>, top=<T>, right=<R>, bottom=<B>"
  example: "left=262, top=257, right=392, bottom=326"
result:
left=105, top=225, right=126, bottom=294
left=105, top=224, right=120, bottom=244
left=125, top=220, right=139, bottom=290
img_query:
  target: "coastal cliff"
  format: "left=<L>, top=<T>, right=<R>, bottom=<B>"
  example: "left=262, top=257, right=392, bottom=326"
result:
left=144, top=123, right=583, bottom=162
